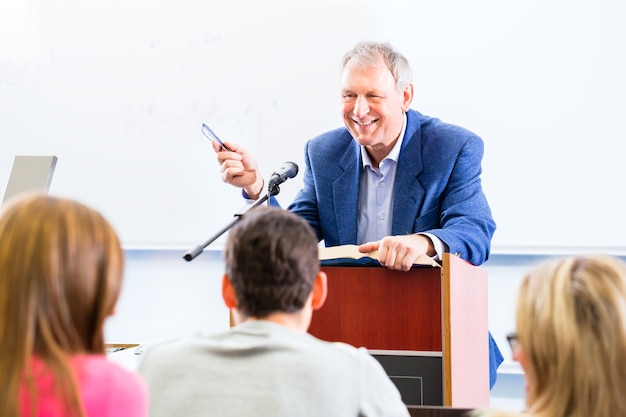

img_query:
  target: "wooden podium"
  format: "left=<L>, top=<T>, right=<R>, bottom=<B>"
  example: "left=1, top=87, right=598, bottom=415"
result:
left=308, top=253, right=489, bottom=407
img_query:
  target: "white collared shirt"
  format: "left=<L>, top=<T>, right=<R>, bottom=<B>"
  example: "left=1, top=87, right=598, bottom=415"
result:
left=357, top=113, right=446, bottom=261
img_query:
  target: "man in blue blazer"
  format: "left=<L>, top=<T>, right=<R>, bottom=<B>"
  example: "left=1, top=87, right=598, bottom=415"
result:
left=288, top=108, right=494, bottom=267
left=213, top=40, right=502, bottom=387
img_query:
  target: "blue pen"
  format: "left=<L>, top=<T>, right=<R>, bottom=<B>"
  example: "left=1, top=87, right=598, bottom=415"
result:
left=202, top=123, right=233, bottom=152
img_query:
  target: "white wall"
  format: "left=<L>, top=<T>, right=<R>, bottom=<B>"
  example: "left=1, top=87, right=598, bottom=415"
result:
left=105, top=249, right=229, bottom=343
left=2, top=0, right=625, bottom=252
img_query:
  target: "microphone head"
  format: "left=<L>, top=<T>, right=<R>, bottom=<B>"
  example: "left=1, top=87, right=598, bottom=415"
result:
left=283, top=161, right=299, bottom=179
left=268, top=161, right=299, bottom=191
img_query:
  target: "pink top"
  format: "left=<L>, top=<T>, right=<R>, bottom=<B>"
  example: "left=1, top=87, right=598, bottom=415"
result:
left=20, top=354, right=148, bottom=417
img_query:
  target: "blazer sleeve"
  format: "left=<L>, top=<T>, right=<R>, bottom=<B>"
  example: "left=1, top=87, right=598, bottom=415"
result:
left=424, top=134, right=496, bottom=265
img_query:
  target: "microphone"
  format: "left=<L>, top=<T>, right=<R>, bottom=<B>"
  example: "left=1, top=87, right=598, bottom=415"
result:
left=268, top=161, right=299, bottom=188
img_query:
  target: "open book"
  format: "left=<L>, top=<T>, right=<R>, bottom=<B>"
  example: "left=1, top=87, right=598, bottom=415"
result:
left=318, top=244, right=440, bottom=267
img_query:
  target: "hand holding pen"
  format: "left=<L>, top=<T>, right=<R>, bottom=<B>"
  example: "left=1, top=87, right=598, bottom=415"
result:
left=203, top=123, right=264, bottom=198
left=202, top=123, right=233, bottom=152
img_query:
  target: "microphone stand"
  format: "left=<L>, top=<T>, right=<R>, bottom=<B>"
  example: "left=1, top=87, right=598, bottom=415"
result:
left=182, top=183, right=282, bottom=262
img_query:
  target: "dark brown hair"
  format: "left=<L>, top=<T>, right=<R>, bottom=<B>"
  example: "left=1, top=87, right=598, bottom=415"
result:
left=223, top=207, right=319, bottom=318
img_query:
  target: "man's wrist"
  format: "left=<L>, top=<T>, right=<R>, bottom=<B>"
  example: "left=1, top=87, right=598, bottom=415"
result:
left=418, top=233, right=446, bottom=261
left=243, top=179, right=264, bottom=200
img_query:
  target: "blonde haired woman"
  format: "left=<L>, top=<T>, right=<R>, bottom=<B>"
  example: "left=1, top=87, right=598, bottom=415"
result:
left=0, top=194, right=147, bottom=417
left=476, top=254, right=626, bottom=417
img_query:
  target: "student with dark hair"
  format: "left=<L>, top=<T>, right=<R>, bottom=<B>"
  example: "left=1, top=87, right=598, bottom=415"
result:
left=139, top=206, right=409, bottom=417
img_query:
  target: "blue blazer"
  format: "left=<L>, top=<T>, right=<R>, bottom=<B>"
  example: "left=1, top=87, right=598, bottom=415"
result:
left=287, top=109, right=497, bottom=266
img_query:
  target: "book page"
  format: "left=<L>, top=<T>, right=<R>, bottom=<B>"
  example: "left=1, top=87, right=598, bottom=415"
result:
left=318, top=244, right=440, bottom=267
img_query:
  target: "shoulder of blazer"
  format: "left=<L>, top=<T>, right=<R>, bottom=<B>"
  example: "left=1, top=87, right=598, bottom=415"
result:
left=307, top=128, right=359, bottom=171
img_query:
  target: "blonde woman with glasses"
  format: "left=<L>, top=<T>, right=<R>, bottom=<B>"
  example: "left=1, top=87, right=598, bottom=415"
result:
left=475, top=254, right=626, bottom=417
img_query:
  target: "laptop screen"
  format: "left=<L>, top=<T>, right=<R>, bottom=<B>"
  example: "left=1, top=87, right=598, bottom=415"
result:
left=2, top=155, right=58, bottom=205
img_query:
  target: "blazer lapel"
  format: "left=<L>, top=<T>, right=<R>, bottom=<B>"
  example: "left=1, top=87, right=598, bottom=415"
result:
left=332, top=143, right=361, bottom=244
left=392, top=112, right=425, bottom=235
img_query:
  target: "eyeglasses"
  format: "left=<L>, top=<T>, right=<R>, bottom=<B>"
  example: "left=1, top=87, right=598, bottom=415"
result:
left=506, top=332, right=519, bottom=353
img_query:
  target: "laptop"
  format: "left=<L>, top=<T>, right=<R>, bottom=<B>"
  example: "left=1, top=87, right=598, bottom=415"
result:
left=1, top=155, right=58, bottom=205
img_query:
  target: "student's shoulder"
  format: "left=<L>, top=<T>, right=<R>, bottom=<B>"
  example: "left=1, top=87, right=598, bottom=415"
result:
left=310, top=338, right=378, bottom=364
left=77, top=354, right=144, bottom=381
left=74, top=355, right=148, bottom=401
left=314, top=341, right=398, bottom=385
left=138, top=333, right=207, bottom=361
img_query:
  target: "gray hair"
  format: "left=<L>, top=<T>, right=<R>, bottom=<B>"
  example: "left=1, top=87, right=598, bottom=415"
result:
left=341, top=41, right=413, bottom=92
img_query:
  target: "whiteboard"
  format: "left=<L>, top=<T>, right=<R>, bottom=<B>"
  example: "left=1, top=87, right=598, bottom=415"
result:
left=1, top=0, right=625, bottom=252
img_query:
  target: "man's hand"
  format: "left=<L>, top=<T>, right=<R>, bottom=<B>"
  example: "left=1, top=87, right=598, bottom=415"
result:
left=212, top=140, right=264, bottom=200
left=358, top=234, right=435, bottom=272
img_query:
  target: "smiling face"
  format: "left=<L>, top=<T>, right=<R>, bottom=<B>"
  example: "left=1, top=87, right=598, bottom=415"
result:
left=340, top=57, right=413, bottom=166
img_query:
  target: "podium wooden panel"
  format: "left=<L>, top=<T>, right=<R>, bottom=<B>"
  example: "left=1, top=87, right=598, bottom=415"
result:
left=308, top=253, right=488, bottom=407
